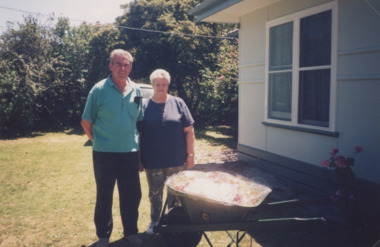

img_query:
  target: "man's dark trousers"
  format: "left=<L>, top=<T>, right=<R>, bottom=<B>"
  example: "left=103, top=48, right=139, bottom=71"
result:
left=93, top=151, right=141, bottom=238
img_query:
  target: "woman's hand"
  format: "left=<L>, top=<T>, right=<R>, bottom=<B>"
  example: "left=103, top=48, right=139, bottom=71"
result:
left=139, top=161, right=145, bottom=172
left=186, top=155, right=195, bottom=169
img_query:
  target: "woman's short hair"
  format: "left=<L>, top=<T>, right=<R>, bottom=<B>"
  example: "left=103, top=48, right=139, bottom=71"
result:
left=150, top=69, right=171, bottom=85
left=110, top=49, right=134, bottom=64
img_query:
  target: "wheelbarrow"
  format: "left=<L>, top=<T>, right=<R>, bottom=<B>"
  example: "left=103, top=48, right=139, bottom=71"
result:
left=152, top=170, right=329, bottom=247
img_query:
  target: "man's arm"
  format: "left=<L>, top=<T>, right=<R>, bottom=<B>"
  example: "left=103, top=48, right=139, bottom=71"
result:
left=81, top=119, right=93, bottom=141
left=138, top=131, right=144, bottom=172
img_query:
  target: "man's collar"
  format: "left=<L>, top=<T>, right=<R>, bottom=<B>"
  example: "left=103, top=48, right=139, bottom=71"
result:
left=107, top=75, right=131, bottom=87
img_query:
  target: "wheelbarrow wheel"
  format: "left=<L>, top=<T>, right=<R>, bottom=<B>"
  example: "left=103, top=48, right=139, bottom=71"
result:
left=160, top=206, right=202, bottom=247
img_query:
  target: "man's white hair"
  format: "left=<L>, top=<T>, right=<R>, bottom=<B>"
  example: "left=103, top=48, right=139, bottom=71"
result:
left=109, top=49, right=134, bottom=64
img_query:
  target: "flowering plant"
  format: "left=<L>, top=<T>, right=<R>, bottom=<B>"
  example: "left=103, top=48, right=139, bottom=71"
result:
left=320, top=146, right=363, bottom=202
left=321, top=146, right=363, bottom=169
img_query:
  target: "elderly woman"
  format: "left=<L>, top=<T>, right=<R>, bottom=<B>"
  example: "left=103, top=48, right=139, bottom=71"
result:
left=138, top=69, right=195, bottom=234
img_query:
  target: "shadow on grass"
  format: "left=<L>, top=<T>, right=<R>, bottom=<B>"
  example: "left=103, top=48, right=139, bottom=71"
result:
left=82, top=222, right=379, bottom=247
left=65, top=126, right=84, bottom=135
left=0, top=125, right=86, bottom=140
left=84, top=139, right=92, bottom=146
left=195, top=125, right=238, bottom=150
left=245, top=219, right=379, bottom=247
left=0, top=131, right=45, bottom=140
left=83, top=233, right=167, bottom=247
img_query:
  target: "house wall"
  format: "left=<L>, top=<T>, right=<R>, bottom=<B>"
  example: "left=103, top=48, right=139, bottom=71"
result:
left=336, top=0, right=380, bottom=183
left=238, top=7, right=267, bottom=151
left=238, top=0, right=380, bottom=184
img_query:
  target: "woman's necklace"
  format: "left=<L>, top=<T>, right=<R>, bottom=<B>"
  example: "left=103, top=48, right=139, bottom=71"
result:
left=152, top=95, right=168, bottom=126
left=158, top=102, right=166, bottom=113
left=152, top=95, right=168, bottom=113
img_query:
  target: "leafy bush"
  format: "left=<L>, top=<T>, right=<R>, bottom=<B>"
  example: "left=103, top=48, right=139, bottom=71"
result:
left=197, top=39, right=238, bottom=125
left=0, top=71, right=35, bottom=138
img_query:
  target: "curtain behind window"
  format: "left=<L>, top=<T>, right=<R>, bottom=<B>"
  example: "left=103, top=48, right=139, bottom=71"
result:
left=268, top=22, right=293, bottom=120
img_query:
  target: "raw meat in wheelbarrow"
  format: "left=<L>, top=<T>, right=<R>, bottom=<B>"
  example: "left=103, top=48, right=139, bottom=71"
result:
left=166, top=170, right=272, bottom=207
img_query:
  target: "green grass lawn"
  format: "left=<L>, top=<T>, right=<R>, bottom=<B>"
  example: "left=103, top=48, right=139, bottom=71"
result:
left=0, top=126, right=252, bottom=247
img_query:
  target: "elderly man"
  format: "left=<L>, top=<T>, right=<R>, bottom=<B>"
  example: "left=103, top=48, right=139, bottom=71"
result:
left=81, top=49, right=143, bottom=247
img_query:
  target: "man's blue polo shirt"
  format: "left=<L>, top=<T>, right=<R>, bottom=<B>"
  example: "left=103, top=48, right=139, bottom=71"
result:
left=82, top=75, right=144, bottom=152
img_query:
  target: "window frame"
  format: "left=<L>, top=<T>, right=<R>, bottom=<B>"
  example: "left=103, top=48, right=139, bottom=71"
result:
left=264, top=2, right=337, bottom=132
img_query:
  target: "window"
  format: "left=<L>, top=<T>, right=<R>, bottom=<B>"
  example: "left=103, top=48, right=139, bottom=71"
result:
left=266, top=4, right=335, bottom=129
left=268, top=22, right=293, bottom=121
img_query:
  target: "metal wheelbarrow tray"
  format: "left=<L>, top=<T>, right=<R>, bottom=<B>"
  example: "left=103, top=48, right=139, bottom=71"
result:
left=154, top=170, right=329, bottom=247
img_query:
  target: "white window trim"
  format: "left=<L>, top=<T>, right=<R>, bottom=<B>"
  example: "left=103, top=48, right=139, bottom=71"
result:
left=264, top=1, right=338, bottom=132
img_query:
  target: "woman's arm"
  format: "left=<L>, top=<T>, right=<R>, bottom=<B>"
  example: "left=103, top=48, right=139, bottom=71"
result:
left=183, top=125, right=195, bottom=169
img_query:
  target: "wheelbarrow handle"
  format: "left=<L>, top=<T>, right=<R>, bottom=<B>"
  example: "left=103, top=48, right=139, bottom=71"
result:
left=255, top=197, right=331, bottom=212
left=154, top=216, right=326, bottom=233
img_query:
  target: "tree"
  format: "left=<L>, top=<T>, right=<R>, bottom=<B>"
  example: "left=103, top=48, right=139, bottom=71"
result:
left=44, top=19, right=95, bottom=128
left=116, top=0, right=235, bottom=116
left=87, top=24, right=125, bottom=89
left=0, top=14, right=128, bottom=137
left=0, top=16, right=52, bottom=137
left=0, top=69, right=35, bottom=138
left=197, top=39, right=239, bottom=125
left=0, top=1, right=239, bottom=138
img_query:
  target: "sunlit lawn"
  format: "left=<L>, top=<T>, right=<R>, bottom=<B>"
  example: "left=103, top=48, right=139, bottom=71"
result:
left=0, top=126, right=253, bottom=247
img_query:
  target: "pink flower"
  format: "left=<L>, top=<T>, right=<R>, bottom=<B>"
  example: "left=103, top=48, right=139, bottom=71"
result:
left=335, top=190, right=342, bottom=197
left=330, top=148, right=339, bottom=156
left=335, top=155, right=346, bottom=167
left=335, top=155, right=345, bottom=162
left=354, top=146, right=363, bottom=153
left=336, top=162, right=346, bottom=168
left=330, top=195, right=338, bottom=201
left=320, top=160, right=330, bottom=167
left=219, top=75, right=225, bottom=80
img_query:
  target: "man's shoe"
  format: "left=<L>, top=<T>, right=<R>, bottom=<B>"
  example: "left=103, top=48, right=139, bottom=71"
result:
left=126, top=234, right=143, bottom=247
left=146, top=221, right=159, bottom=235
left=97, top=238, right=109, bottom=247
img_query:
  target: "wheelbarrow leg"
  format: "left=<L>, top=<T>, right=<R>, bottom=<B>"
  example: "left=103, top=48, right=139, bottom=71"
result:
left=226, top=231, right=236, bottom=247
left=158, top=197, right=169, bottom=225
left=236, top=230, right=248, bottom=247
left=202, top=232, right=214, bottom=247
